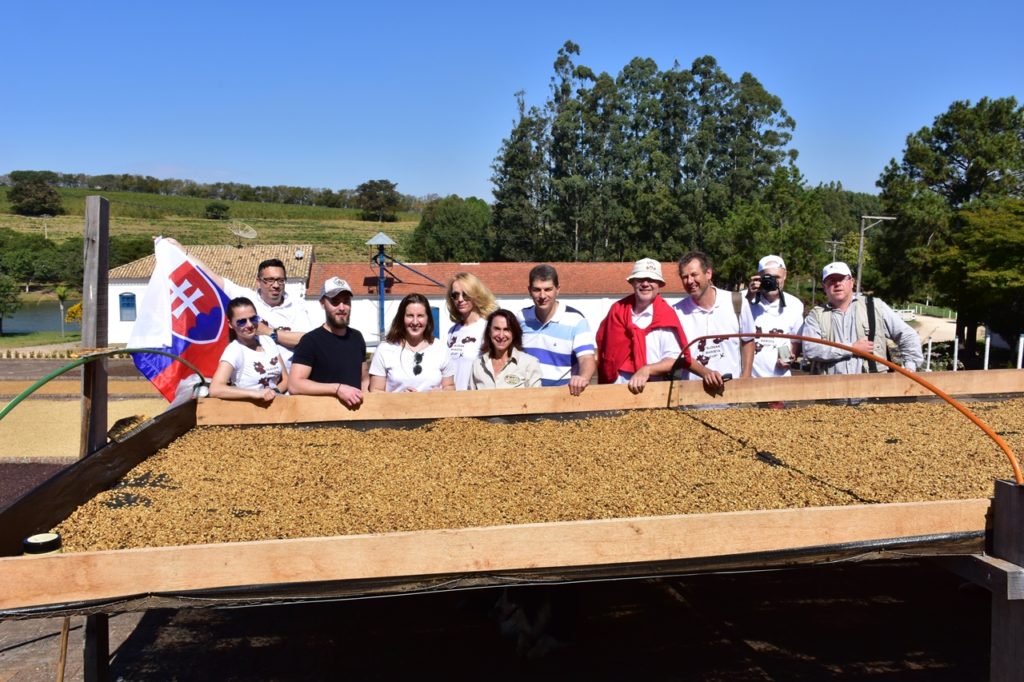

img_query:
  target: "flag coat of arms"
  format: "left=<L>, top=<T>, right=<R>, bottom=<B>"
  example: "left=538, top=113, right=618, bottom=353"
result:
left=129, top=238, right=230, bottom=402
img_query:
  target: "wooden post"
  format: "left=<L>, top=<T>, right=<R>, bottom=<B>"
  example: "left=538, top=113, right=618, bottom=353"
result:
left=83, top=613, right=109, bottom=682
left=81, top=196, right=110, bottom=682
left=990, top=479, right=1024, bottom=681
left=80, top=196, right=109, bottom=458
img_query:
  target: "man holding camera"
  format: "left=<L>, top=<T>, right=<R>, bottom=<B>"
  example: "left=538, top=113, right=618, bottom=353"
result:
left=740, top=255, right=804, bottom=378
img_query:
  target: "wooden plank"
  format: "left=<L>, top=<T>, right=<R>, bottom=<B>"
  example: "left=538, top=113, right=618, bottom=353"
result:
left=0, top=402, right=197, bottom=557
left=936, top=554, right=1024, bottom=601
left=196, top=369, right=1024, bottom=426
left=81, top=195, right=110, bottom=457
left=0, top=498, right=989, bottom=611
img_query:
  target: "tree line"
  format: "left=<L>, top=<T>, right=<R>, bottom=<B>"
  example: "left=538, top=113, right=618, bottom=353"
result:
left=412, top=41, right=880, bottom=289
left=410, top=43, right=1024, bottom=354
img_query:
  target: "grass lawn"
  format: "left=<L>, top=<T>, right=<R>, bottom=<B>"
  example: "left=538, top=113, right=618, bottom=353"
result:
left=0, top=188, right=422, bottom=262
left=0, top=330, right=81, bottom=348
left=0, top=213, right=418, bottom=262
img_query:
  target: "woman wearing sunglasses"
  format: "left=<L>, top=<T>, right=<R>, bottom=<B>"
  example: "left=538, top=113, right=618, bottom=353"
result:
left=210, top=297, right=289, bottom=401
left=369, top=293, right=455, bottom=392
left=470, top=309, right=542, bottom=389
left=445, top=272, right=498, bottom=390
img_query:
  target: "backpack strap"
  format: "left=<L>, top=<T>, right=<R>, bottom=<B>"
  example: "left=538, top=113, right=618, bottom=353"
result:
left=864, top=296, right=879, bottom=373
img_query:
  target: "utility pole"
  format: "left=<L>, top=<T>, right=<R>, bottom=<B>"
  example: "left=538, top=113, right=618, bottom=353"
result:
left=856, top=216, right=895, bottom=297
left=824, top=238, right=842, bottom=261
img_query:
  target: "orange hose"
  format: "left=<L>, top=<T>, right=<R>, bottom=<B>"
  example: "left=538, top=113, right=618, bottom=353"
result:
left=682, top=332, right=1024, bottom=485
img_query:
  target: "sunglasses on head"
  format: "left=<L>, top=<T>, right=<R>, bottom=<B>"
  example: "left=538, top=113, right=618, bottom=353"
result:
left=412, top=351, right=423, bottom=376
left=233, top=315, right=261, bottom=329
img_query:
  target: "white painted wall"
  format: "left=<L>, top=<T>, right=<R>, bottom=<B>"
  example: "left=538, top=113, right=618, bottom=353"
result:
left=110, top=280, right=628, bottom=346
left=310, top=295, right=623, bottom=346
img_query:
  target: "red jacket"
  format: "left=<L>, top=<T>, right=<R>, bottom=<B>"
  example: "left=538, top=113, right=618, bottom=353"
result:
left=596, top=295, right=691, bottom=384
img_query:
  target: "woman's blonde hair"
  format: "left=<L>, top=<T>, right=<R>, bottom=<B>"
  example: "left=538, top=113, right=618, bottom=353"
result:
left=445, top=272, right=498, bottom=323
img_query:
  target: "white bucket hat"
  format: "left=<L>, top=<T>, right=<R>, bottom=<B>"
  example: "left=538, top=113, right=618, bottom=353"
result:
left=626, top=258, right=666, bottom=285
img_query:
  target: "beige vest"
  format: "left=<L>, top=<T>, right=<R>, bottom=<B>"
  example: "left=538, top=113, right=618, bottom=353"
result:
left=808, top=297, right=890, bottom=373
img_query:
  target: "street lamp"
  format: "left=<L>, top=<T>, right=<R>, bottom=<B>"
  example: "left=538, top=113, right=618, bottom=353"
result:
left=856, top=215, right=895, bottom=297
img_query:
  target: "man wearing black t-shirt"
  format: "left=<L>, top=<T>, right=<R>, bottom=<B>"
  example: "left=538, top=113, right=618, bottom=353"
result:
left=289, top=277, right=368, bottom=407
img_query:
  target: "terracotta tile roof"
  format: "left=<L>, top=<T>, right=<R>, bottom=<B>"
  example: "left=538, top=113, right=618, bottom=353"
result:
left=308, top=262, right=685, bottom=298
left=109, top=245, right=315, bottom=283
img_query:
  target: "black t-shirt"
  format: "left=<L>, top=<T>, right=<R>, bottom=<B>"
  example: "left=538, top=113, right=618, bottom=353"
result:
left=291, top=326, right=366, bottom=388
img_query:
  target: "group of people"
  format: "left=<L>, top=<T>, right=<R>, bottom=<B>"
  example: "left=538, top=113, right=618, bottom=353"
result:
left=199, top=243, right=922, bottom=408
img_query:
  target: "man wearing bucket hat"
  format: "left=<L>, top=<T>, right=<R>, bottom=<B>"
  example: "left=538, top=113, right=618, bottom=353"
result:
left=802, top=262, right=922, bottom=375
left=288, top=277, right=368, bottom=406
left=673, top=251, right=742, bottom=383
left=596, top=258, right=723, bottom=394
left=739, top=255, right=805, bottom=378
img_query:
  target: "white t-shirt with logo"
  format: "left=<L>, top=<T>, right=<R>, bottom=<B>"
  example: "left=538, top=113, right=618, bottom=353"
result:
left=739, top=291, right=805, bottom=377
left=446, top=318, right=487, bottom=390
left=673, top=288, right=741, bottom=380
left=218, top=336, right=285, bottom=391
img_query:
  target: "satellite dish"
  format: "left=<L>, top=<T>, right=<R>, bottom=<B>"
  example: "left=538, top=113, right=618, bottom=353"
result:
left=228, top=221, right=258, bottom=247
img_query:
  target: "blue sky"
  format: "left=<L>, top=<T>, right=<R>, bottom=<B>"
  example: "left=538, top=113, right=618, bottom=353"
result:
left=2, top=1, right=1021, bottom=200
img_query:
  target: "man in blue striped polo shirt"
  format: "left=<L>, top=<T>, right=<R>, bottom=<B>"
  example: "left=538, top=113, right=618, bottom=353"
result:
left=518, top=264, right=597, bottom=396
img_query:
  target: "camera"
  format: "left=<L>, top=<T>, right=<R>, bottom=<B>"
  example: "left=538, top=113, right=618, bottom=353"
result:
left=759, top=273, right=779, bottom=292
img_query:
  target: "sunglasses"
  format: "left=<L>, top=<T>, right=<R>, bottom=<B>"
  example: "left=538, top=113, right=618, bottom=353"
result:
left=233, top=315, right=261, bottom=329
left=412, top=351, right=423, bottom=376
left=449, top=291, right=472, bottom=301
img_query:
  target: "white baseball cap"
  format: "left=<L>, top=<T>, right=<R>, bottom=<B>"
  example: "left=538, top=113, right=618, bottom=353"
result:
left=626, top=258, right=666, bottom=285
left=821, top=262, right=853, bottom=281
left=758, top=255, right=786, bottom=272
left=320, top=277, right=353, bottom=299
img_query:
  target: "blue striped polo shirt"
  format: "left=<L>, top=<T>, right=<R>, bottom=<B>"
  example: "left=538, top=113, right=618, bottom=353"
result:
left=518, top=304, right=596, bottom=387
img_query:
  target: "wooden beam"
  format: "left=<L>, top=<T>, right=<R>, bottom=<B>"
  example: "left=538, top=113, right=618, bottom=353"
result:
left=196, top=369, right=1024, bottom=426
left=0, top=498, right=989, bottom=611
left=81, top=196, right=110, bottom=457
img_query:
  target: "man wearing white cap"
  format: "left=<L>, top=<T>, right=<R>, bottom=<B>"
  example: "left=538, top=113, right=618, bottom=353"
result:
left=596, top=258, right=723, bottom=394
left=802, top=262, right=922, bottom=375
left=740, top=255, right=805, bottom=378
left=288, top=277, right=368, bottom=406
left=673, top=251, right=741, bottom=383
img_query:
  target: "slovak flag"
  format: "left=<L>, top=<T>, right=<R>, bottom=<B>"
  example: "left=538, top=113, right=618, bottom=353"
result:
left=129, top=238, right=230, bottom=402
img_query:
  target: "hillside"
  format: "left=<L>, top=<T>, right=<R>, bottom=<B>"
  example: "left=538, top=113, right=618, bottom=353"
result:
left=0, top=188, right=419, bottom=262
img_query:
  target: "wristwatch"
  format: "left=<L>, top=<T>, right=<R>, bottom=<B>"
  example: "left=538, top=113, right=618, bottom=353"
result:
left=270, top=328, right=279, bottom=343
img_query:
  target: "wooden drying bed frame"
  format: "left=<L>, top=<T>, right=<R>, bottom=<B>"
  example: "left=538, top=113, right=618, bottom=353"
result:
left=1, top=369, right=1022, bottom=617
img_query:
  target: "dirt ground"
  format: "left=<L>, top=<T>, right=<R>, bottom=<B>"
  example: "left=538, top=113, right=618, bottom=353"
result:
left=0, top=560, right=992, bottom=681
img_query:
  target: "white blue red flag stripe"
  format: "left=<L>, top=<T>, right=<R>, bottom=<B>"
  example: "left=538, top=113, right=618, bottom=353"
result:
left=129, top=238, right=230, bottom=402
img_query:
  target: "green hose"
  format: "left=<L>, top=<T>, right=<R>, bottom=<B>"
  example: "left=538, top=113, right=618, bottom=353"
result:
left=0, top=348, right=207, bottom=424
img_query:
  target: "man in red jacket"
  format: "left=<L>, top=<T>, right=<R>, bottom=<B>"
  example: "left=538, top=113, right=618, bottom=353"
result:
left=597, top=258, right=724, bottom=394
